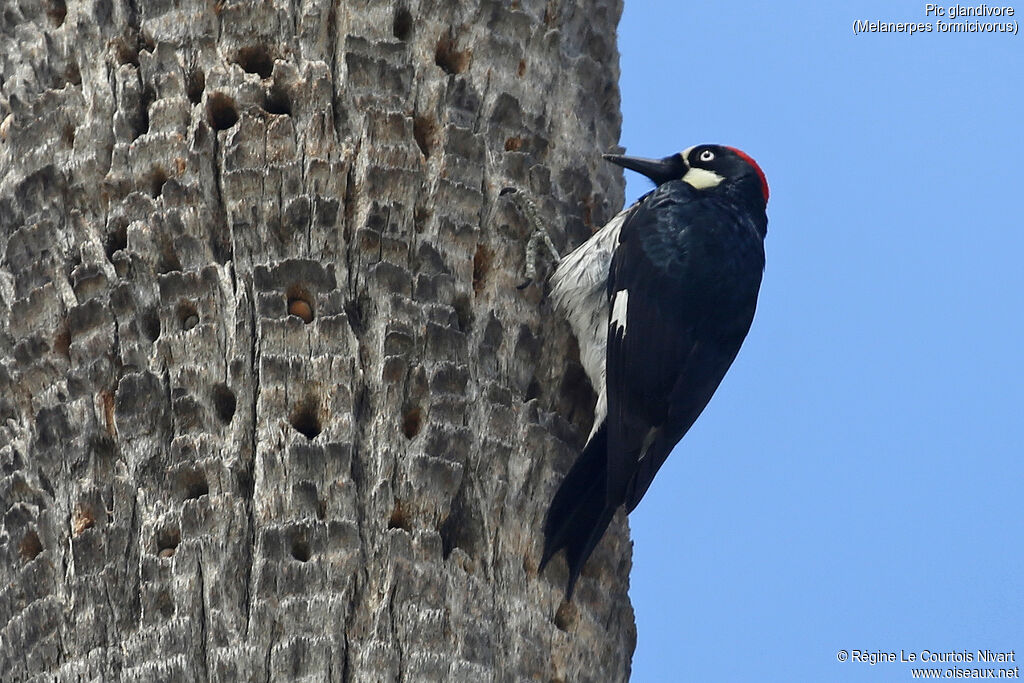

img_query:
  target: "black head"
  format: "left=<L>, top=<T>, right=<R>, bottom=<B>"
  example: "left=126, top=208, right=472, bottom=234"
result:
left=603, top=144, right=769, bottom=205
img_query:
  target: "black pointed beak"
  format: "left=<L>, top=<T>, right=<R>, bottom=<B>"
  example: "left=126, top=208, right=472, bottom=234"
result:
left=603, top=153, right=685, bottom=185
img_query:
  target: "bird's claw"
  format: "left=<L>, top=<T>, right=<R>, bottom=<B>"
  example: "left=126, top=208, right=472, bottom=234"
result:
left=501, top=187, right=561, bottom=288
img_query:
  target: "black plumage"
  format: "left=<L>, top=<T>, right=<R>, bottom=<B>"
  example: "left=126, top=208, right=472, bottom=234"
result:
left=541, top=145, right=769, bottom=599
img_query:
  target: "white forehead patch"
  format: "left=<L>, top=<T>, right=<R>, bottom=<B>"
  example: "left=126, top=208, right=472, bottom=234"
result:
left=682, top=166, right=725, bottom=190
left=611, top=289, right=629, bottom=334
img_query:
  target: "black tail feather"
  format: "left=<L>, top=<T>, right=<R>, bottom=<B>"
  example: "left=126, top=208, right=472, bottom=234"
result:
left=540, top=422, right=616, bottom=599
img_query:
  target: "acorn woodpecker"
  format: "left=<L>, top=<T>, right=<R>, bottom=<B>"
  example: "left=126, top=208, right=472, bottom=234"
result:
left=540, top=144, right=769, bottom=599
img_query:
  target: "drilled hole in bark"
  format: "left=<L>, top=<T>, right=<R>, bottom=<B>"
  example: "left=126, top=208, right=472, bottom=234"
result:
left=344, top=297, right=367, bottom=337
left=286, top=286, right=314, bottom=323
left=236, top=45, right=274, bottom=78
left=393, top=7, right=413, bottom=40
left=155, top=590, right=175, bottom=618
left=412, top=115, right=436, bottom=159
left=291, top=537, right=311, bottom=562
left=236, top=469, right=254, bottom=498
left=504, top=136, right=522, bottom=152
left=401, top=406, right=422, bottom=439
left=525, top=377, right=542, bottom=402
left=156, top=527, right=180, bottom=557
left=557, top=362, right=595, bottom=436
left=435, top=34, right=470, bottom=74
left=439, top=491, right=484, bottom=560
left=177, top=302, right=198, bottom=330
left=355, top=383, right=371, bottom=423
left=452, top=294, right=473, bottom=332
left=290, top=402, right=321, bottom=440
left=62, top=124, right=75, bottom=147
left=46, top=0, right=67, bottom=26
left=186, top=68, right=205, bottom=104
left=67, top=251, right=82, bottom=277
left=388, top=503, right=412, bottom=531
left=207, top=93, right=238, bottom=130
left=553, top=601, right=578, bottom=632
left=179, top=470, right=209, bottom=500
left=53, top=319, right=71, bottom=359
left=104, top=224, right=128, bottom=260
left=135, top=87, right=155, bottom=139
left=157, top=242, right=183, bottom=274
left=141, top=307, right=161, bottom=341
left=413, top=206, right=431, bottom=234
left=211, top=384, right=236, bottom=424
left=19, top=530, right=43, bottom=561
left=472, top=244, right=492, bottom=294
left=211, top=224, right=232, bottom=265
left=150, top=168, right=168, bottom=198
left=72, top=502, right=96, bottom=535
left=263, top=85, right=290, bottom=116
left=115, top=40, right=139, bottom=67
left=517, top=59, right=526, bottom=77
left=65, top=61, right=81, bottom=86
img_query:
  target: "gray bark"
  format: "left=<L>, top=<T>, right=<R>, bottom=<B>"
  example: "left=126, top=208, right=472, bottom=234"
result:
left=0, top=0, right=635, bottom=680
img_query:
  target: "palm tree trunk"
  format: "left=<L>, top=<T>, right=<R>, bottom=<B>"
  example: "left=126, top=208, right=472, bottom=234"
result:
left=0, top=0, right=635, bottom=680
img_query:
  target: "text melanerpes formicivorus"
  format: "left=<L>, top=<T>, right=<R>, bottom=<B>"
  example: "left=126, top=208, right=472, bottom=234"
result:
left=540, top=144, right=769, bottom=599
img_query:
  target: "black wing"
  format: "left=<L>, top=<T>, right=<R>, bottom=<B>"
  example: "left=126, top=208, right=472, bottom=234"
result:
left=604, top=182, right=764, bottom=512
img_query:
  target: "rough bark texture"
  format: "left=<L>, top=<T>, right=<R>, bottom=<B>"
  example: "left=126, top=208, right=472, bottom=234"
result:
left=0, top=0, right=635, bottom=680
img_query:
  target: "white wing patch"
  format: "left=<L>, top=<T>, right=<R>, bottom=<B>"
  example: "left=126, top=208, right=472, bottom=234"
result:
left=610, top=289, right=629, bottom=335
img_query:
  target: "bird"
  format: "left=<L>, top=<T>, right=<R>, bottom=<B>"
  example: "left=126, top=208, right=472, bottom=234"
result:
left=539, top=144, right=769, bottom=599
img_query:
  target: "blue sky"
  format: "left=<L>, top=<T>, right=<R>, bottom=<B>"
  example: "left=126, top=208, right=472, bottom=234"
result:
left=617, top=2, right=1024, bottom=681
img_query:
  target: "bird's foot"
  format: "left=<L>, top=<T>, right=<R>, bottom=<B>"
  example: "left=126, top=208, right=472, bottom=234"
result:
left=500, top=187, right=560, bottom=288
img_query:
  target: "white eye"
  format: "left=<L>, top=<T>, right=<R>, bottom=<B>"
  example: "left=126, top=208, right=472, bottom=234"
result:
left=699, top=149, right=715, bottom=162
